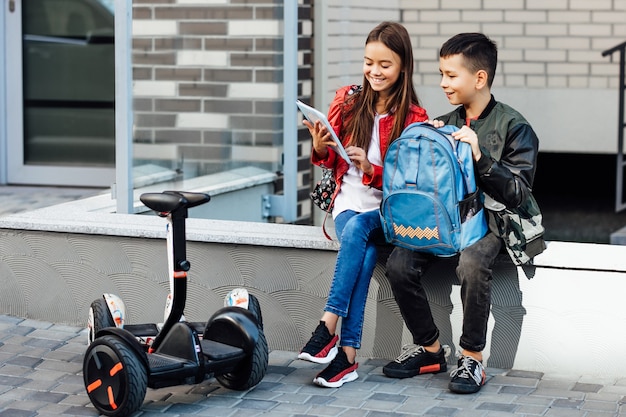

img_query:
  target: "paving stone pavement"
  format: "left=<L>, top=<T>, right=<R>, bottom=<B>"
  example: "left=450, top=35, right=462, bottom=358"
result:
left=0, top=185, right=104, bottom=218
left=1, top=315, right=626, bottom=417
left=1, top=186, right=626, bottom=416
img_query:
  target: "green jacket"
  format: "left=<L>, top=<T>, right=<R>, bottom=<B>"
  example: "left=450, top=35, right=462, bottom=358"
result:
left=437, top=95, right=545, bottom=264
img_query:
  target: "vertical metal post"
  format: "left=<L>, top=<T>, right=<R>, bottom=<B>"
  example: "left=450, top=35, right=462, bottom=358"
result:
left=602, top=41, right=626, bottom=212
left=0, top=1, right=7, bottom=184
left=114, top=0, right=133, bottom=214
left=262, top=1, right=297, bottom=222
left=617, top=49, right=626, bottom=212
left=282, top=0, right=297, bottom=222
left=312, top=1, right=328, bottom=226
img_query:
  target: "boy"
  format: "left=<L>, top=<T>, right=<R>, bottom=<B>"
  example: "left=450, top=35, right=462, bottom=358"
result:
left=382, top=33, right=542, bottom=394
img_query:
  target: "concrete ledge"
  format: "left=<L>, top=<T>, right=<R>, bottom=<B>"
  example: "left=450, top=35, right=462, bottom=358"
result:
left=0, top=197, right=626, bottom=379
left=0, top=199, right=336, bottom=251
left=4, top=198, right=625, bottom=269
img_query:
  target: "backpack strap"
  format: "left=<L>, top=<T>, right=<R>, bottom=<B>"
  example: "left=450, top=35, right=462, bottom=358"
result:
left=321, top=182, right=340, bottom=240
left=458, top=144, right=478, bottom=196
left=321, top=211, right=332, bottom=240
left=442, top=126, right=474, bottom=196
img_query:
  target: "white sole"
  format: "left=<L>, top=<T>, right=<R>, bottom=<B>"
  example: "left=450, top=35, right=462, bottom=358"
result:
left=313, top=370, right=358, bottom=388
left=297, top=346, right=338, bottom=364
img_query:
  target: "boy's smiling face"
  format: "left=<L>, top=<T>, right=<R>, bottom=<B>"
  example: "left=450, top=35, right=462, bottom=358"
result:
left=439, top=54, right=479, bottom=107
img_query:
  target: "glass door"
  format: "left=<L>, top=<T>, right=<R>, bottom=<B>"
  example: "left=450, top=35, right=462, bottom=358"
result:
left=5, top=0, right=115, bottom=186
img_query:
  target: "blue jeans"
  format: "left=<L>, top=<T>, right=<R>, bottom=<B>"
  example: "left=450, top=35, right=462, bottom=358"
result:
left=325, top=209, right=384, bottom=349
left=385, top=232, right=502, bottom=352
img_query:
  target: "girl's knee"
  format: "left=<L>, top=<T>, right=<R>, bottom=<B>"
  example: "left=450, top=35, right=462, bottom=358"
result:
left=341, top=218, right=376, bottom=246
left=340, top=216, right=362, bottom=238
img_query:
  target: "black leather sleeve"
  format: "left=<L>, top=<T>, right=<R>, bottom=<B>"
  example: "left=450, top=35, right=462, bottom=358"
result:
left=476, top=123, right=539, bottom=209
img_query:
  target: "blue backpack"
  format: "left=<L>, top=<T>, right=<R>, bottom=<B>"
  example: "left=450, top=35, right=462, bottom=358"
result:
left=380, top=123, right=488, bottom=256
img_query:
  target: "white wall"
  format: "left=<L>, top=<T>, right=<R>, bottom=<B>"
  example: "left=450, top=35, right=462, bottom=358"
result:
left=511, top=266, right=626, bottom=378
left=418, top=86, right=620, bottom=153
left=505, top=241, right=626, bottom=378
left=316, top=1, right=625, bottom=155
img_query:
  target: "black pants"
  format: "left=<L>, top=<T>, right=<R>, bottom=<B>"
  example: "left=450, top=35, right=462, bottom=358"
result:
left=385, top=232, right=502, bottom=352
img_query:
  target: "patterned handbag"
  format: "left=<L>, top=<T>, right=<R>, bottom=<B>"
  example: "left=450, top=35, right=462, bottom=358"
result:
left=310, top=168, right=337, bottom=212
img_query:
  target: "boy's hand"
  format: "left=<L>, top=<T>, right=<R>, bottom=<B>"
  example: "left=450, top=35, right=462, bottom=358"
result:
left=451, top=126, right=482, bottom=162
left=305, top=120, right=335, bottom=158
left=345, top=146, right=374, bottom=176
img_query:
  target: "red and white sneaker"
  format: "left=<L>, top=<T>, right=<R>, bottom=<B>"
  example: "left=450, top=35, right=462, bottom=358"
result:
left=313, top=348, right=358, bottom=388
left=297, top=321, right=338, bottom=364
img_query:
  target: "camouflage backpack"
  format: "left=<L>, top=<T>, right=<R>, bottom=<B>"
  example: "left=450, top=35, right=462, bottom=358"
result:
left=486, top=193, right=546, bottom=265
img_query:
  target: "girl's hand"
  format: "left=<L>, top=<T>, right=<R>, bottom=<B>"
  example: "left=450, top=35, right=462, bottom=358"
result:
left=345, top=146, right=374, bottom=176
left=305, top=119, right=335, bottom=158
left=451, top=125, right=482, bottom=161
left=427, top=119, right=445, bottom=128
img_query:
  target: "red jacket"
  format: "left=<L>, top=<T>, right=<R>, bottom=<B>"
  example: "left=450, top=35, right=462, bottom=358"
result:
left=311, top=85, right=428, bottom=190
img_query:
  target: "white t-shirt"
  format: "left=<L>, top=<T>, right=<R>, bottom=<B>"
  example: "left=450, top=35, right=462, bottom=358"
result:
left=332, top=113, right=388, bottom=219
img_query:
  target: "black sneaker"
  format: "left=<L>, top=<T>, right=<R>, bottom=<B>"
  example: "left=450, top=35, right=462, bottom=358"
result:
left=448, top=355, right=486, bottom=394
left=297, top=321, right=339, bottom=364
left=313, top=348, right=358, bottom=388
left=383, top=343, right=451, bottom=378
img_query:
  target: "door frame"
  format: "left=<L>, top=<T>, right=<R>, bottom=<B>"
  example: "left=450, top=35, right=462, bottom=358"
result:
left=4, top=0, right=114, bottom=187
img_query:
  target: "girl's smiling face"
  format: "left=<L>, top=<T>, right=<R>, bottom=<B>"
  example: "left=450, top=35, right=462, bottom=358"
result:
left=363, top=41, right=402, bottom=99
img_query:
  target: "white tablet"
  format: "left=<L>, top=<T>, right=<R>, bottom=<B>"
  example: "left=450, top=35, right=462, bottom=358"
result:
left=296, top=100, right=351, bottom=164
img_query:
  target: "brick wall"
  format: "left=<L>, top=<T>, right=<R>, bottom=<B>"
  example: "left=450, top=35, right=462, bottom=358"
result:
left=314, top=2, right=403, bottom=110
left=402, top=0, right=626, bottom=90
left=129, top=0, right=625, bottom=225
left=318, top=0, right=624, bottom=104
left=131, top=0, right=314, bottom=224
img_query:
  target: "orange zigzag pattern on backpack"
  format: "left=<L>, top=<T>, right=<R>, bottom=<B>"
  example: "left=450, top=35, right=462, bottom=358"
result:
left=393, top=224, right=439, bottom=240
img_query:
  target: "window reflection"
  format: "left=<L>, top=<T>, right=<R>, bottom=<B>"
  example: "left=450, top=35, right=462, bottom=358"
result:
left=22, top=0, right=114, bottom=166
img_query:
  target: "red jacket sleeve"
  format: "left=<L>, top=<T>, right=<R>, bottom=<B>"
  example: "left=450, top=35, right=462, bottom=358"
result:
left=310, top=86, right=353, bottom=169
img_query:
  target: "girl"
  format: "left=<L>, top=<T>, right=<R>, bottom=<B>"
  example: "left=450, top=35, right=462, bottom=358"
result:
left=298, top=21, right=429, bottom=387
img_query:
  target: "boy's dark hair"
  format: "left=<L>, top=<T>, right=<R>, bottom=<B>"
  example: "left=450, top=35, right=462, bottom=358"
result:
left=440, top=33, right=498, bottom=88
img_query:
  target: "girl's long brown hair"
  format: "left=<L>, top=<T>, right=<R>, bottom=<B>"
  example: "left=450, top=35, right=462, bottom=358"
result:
left=342, top=22, right=421, bottom=152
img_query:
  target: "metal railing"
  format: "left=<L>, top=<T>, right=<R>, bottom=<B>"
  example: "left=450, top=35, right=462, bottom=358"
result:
left=602, top=41, right=626, bottom=212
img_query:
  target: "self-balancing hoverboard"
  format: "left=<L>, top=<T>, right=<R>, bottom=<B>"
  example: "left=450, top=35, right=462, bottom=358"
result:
left=83, top=191, right=268, bottom=416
